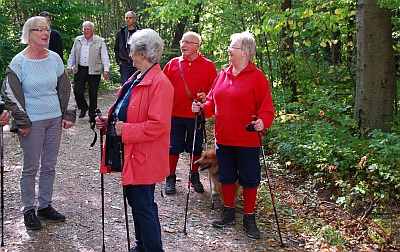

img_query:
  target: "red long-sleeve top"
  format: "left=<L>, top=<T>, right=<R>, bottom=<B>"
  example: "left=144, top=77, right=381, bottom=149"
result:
left=202, top=62, right=274, bottom=147
left=163, top=53, right=217, bottom=118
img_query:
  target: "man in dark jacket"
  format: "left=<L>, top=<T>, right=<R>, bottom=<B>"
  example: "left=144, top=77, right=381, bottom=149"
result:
left=114, top=11, right=141, bottom=85
left=39, top=11, right=63, bottom=61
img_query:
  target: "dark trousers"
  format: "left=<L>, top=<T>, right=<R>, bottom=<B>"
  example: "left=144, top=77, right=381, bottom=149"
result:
left=73, top=65, right=101, bottom=118
left=125, top=184, right=163, bottom=252
left=169, top=116, right=204, bottom=156
left=119, top=64, right=137, bottom=85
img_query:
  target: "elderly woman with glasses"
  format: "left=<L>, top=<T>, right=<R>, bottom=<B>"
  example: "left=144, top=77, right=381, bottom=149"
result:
left=96, top=29, right=173, bottom=251
left=1, top=16, right=76, bottom=230
left=192, top=31, right=274, bottom=239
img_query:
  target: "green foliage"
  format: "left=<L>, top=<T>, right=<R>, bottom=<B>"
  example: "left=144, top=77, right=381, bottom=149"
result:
left=1, top=0, right=399, bottom=214
left=268, top=86, right=400, bottom=210
left=378, top=0, right=400, bottom=9
left=0, top=0, right=111, bottom=81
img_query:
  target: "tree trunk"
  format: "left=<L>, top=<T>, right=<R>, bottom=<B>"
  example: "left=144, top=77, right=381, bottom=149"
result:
left=354, top=0, right=395, bottom=132
left=280, top=0, right=297, bottom=101
left=331, top=30, right=341, bottom=65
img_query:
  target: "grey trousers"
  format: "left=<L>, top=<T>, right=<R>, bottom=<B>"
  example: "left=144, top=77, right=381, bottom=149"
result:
left=19, top=117, right=62, bottom=213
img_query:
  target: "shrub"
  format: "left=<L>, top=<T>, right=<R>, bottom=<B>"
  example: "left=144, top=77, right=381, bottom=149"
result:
left=267, top=87, right=400, bottom=210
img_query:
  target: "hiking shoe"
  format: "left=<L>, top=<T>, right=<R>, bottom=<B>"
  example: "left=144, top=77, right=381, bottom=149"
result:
left=212, top=206, right=236, bottom=228
left=190, top=172, right=204, bottom=193
left=243, top=213, right=261, bottom=239
left=130, top=245, right=145, bottom=252
left=24, top=209, right=42, bottom=230
left=165, top=174, right=176, bottom=195
left=79, top=109, right=87, bottom=118
left=37, top=204, right=66, bottom=222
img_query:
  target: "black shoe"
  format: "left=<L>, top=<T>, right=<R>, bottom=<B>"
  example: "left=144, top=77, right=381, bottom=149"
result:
left=79, top=109, right=87, bottom=118
left=24, top=209, right=42, bottom=230
left=243, top=213, right=261, bottom=239
left=212, top=206, right=236, bottom=228
left=190, top=172, right=204, bottom=193
left=165, top=174, right=176, bottom=195
left=130, top=245, right=145, bottom=252
left=37, top=204, right=66, bottom=222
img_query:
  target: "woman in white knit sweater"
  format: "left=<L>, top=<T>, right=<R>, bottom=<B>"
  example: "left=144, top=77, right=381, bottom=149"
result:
left=1, top=16, right=76, bottom=231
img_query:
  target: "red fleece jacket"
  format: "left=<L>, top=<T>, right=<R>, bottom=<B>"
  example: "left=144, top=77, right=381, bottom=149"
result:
left=163, top=53, right=217, bottom=118
left=202, top=62, right=274, bottom=147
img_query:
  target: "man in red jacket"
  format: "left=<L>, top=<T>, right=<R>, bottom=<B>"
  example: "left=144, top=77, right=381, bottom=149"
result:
left=163, top=31, right=217, bottom=195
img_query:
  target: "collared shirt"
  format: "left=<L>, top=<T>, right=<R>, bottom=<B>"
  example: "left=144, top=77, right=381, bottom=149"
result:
left=163, top=53, right=217, bottom=118
left=79, top=37, right=92, bottom=66
left=67, top=35, right=110, bottom=71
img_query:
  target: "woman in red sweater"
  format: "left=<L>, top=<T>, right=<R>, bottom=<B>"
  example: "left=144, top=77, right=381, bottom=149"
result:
left=192, top=31, right=274, bottom=239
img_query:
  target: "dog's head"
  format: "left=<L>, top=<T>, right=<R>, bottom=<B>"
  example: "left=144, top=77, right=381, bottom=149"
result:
left=194, top=148, right=217, bottom=171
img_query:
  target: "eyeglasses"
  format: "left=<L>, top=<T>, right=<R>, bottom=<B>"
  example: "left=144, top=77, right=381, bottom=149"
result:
left=180, top=40, right=199, bottom=45
left=30, top=28, right=51, bottom=33
left=83, top=28, right=93, bottom=31
left=227, top=46, right=242, bottom=50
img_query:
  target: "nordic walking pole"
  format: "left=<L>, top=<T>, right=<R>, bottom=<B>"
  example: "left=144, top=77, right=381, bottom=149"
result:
left=201, top=114, right=214, bottom=210
left=1, top=124, right=4, bottom=247
left=120, top=148, right=131, bottom=251
left=183, top=113, right=198, bottom=235
left=96, top=109, right=106, bottom=252
left=0, top=100, right=5, bottom=247
left=122, top=186, right=131, bottom=251
left=197, top=90, right=214, bottom=210
left=116, top=120, right=131, bottom=252
left=101, top=173, right=105, bottom=252
left=257, top=131, right=284, bottom=248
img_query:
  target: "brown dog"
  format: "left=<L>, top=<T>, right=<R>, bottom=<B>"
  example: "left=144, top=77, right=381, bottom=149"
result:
left=195, top=147, right=242, bottom=202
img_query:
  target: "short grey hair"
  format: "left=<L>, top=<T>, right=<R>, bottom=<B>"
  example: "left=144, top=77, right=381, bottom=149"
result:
left=125, top=11, right=137, bottom=18
left=20, top=16, right=49, bottom=44
left=182, top=31, right=201, bottom=44
left=82, top=21, right=95, bottom=30
left=230, top=31, right=256, bottom=61
left=128, top=29, right=164, bottom=64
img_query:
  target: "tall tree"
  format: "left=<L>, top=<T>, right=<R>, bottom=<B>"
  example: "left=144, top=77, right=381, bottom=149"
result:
left=280, top=0, right=296, bottom=101
left=354, top=0, right=395, bottom=132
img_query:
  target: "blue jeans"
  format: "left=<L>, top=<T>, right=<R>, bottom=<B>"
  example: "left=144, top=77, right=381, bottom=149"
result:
left=120, top=64, right=137, bottom=85
left=125, top=184, right=163, bottom=252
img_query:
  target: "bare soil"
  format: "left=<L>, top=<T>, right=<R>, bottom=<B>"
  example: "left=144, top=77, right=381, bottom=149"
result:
left=0, top=90, right=398, bottom=251
left=1, top=91, right=290, bottom=252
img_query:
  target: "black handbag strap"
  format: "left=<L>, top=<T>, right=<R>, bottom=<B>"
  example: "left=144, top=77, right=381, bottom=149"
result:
left=178, top=58, right=195, bottom=102
left=178, top=58, right=205, bottom=130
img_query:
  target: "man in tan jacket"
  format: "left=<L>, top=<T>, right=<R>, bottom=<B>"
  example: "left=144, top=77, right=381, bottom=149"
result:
left=67, top=21, right=110, bottom=121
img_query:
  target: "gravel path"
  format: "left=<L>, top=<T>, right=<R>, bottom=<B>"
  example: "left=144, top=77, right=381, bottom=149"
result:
left=1, top=90, right=291, bottom=251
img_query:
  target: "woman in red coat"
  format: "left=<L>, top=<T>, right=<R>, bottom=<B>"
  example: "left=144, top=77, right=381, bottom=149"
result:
left=96, top=29, right=173, bottom=251
left=192, top=31, right=274, bottom=239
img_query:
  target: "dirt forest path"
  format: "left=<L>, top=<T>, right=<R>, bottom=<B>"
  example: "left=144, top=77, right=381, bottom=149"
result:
left=1, top=90, right=293, bottom=252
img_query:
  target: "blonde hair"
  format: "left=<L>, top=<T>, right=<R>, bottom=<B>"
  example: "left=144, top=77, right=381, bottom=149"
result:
left=20, top=16, right=49, bottom=44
